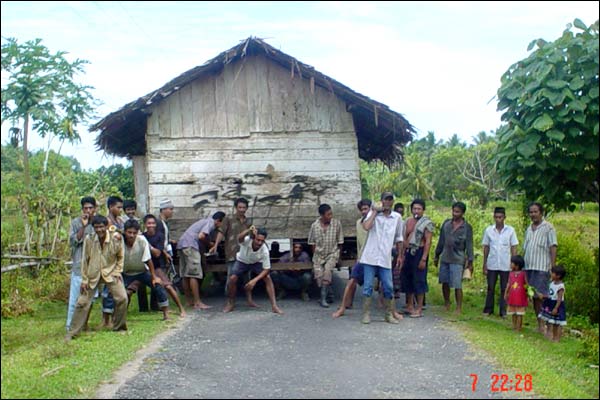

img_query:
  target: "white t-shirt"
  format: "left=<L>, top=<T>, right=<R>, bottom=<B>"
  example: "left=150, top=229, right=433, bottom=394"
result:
left=482, top=224, right=519, bottom=271
left=359, top=210, right=403, bottom=269
left=236, top=236, right=271, bottom=270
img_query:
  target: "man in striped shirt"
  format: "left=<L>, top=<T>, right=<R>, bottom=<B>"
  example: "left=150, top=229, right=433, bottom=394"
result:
left=523, top=202, right=558, bottom=333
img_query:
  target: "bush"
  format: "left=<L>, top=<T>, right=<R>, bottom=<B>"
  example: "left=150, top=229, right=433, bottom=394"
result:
left=1, top=263, right=70, bottom=318
left=556, top=233, right=599, bottom=324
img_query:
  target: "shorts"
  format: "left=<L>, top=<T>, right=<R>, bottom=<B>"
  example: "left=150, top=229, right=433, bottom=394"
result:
left=400, top=248, right=429, bottom=295
left=438, top=262, right=463, bottom=289
left=230, top=260, right=267, bottom=277
left=525, top=270, right=550, bottom=296
left=507, top=305, right=526, bottom=316
left=350, top=262, right=365, bottom=286
left=179, top=247, right=203, bottom=278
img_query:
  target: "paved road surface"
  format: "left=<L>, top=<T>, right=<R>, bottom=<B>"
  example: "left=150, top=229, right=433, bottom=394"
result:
left=111, top=272, right=506, bottom=399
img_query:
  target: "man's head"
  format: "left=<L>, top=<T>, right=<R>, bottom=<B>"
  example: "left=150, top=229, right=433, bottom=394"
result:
left=123, top=199, right=137, bottom=219
left=107, top=196, right=123, bottom=218
left=91, top=215, right=109, bottom=239
left=394, top=202, right=405, bottom=216
left=159, top=199, right=175, bottom=219
left=528, top=202, right=544, bottom=223
left=357, top=199, right=372, bottom=218
left=143, top=214, right=157, bottom=233
left=410, top=199, right=426, bottom=218
left=292, top=242, right=304, bottom=257
left=234, top=198, right=249, bottom=216
left=318, top=204, right=333, bottom=223
left=124, top=219, right=140, bottom=244
left=252, top=227, right=268, bottom=251
left=212, top=211, right=226, bottom=229
left=381, top=192, right=394, bottom=211
left=81, top=196, right=97, bottom=216
left=452, top=201, right=467, bottom=220
left=493, top=207, right=506, bottom=225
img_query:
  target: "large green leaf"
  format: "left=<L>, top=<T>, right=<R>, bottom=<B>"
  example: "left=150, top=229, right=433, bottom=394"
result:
left=546, top=129, right=565, bottom=142
left=532, top=114, right=554, bottom=131
left=573, top=18, right=587, bottom=30
left=569, top=100, right=586, bottom=112
left=547, top=80, right=569, bottom=89
left=516, top=135, right=541, bottom=157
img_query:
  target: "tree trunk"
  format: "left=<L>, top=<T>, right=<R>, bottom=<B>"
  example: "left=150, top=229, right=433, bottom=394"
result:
left=23, top=113, right=30, bottom=188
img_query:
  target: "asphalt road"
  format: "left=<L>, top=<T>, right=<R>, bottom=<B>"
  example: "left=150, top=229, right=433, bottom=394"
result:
left=111, top=271, right=506, bottom=399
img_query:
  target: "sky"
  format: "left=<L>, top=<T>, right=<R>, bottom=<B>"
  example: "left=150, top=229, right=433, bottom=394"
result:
left=1, top=1, right=598, bottom=170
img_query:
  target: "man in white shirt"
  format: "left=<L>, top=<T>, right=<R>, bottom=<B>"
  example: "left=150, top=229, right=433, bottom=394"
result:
left=482, top=207, right=518, bottom=317
left=223, top=227, right=283, bottom=315
left=359, top=192, right=404, bottom=324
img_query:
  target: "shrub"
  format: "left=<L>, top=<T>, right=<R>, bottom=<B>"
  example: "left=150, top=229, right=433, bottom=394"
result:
left=556, top=233, right=599, bottom=324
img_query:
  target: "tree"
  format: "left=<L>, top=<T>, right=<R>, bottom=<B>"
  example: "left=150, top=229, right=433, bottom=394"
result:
left=397, top=149, right=435, bottom=200
left=496, top=19, right=599, bottom=211
left=1, top=37, right=97, bottom=187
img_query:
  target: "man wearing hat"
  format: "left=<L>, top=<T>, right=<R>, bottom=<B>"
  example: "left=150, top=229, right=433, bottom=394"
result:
left=358, top=192, right=404, bottom=324
left=157, top=199, right=176, bottom=265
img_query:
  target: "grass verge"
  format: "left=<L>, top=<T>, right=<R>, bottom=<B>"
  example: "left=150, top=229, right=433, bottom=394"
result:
left=426, top=274, right=599, bottom=399
left=1, top=300, right=178, bottom=399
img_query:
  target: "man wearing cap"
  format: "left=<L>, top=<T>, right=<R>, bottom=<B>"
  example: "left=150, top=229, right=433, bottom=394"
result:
left=177, top=212, right=225, bottom=310
left=157, top=199, right=176, bottom=265
left=358, top=192, right=404, bottom=324
left=482, top=207, right=518, bottom=317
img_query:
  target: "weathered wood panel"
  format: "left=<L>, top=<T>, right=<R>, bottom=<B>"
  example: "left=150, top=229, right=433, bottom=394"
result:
left=146, top=132, right=357, bottom=151
left=132, top=156, right=149, bottom=215
left=180, top=84, right=194, bottom=138
left=150, top=55, right=354, bottom=138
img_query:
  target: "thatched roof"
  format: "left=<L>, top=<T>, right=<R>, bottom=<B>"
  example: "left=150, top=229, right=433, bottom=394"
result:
left=91, top=37, right=415, bottom=165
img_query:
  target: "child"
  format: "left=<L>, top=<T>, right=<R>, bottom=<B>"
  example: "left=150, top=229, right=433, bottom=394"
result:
left=505, top=255, right=528, bottom=331
left=538, top=265, right=566, bottom=342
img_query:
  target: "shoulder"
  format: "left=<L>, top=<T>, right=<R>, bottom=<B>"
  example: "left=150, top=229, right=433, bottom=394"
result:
left=542, top=221, right=556, bottom=231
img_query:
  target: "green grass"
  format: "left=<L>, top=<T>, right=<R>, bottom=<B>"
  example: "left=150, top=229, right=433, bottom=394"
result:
left=1, top=300, right=177, bottom=399
left=426, top=274, right=599, bottom=399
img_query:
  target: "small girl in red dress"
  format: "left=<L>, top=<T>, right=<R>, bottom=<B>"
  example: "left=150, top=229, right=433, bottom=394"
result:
left=504, top=255, right=528, bottom=331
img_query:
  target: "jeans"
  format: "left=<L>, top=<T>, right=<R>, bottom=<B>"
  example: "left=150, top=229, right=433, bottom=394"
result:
left=123, top=273, right=170, bottom=308
left=484, top=270, right=509, bottom=316
left=362, top=264, right=393, bottom=299
left=66, top=272, right=82, bottom=330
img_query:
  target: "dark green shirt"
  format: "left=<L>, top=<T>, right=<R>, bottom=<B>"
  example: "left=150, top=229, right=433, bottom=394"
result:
left=435, top=218, right=473, bottom=264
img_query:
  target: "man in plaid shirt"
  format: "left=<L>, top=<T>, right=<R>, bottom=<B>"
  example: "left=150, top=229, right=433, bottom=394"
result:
left=308, top=204, right=344, bottom=308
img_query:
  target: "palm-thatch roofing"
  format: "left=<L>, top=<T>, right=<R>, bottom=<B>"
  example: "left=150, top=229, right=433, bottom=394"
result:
left=91, top=37, right=415, bottom=165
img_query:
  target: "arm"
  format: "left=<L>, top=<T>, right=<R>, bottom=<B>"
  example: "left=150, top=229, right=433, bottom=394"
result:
left=74, top=217, right=89, bottom=242
left=552, top=288, right=564, bottom=315
left=244, top=268, right=270, bottom=291
left=147, top=258, right=161, bottom=287
left=80, top=237, right=90, bottom=292
left=210, top=231, right=224, bottom=254
left=114, top=238, right=124, bottom=279
left=362, top=208, right=377, bottom=231
left=418, top=229, right=433, bottom=270
left=466, top=225, right=474, bottom=270
left=549, top=245, right=557, bottom=268
left=395, top=241, right=404, bottom=268
left=434, top=221, right=446, bottom=267
left=238, top=226, right=255, bottom=244
left=482, top=245, right=490, bottom=275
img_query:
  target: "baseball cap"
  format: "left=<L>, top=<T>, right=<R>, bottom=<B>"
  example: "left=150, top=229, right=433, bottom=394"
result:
left=380, top=192, right=394, bottom=200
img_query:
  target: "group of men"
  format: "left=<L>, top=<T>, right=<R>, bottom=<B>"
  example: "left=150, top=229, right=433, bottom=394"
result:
left=65, top=191, right=558, bottom=340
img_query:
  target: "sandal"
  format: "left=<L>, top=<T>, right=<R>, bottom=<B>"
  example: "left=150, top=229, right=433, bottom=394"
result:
left=409, top=312, right=423, bottom=318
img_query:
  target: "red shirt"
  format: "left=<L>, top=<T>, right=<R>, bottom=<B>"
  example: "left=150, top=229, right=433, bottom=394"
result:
left=507, top=271, right=528, bottom=307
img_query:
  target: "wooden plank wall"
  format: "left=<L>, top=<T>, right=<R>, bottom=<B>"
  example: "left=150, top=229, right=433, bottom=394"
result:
left=144, top=55, right=361, bottom=239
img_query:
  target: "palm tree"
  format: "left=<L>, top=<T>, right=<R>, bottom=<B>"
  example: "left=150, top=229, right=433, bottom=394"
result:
left=396, top=151, right=435, bottom=200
